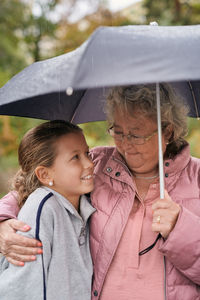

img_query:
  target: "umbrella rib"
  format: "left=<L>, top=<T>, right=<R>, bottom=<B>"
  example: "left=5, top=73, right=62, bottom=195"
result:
left=70, top=27, right=104, bottom=89
left=70, top=90, right=86, bottom=123
left=188, top=81, right=200, bottom=120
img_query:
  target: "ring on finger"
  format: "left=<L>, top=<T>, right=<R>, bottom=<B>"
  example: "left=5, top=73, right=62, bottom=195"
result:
left=156, top=215, right=161, bottom=223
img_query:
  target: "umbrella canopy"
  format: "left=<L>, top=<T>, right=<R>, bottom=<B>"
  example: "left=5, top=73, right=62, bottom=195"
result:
left=0, top=25, right=200, bottom=122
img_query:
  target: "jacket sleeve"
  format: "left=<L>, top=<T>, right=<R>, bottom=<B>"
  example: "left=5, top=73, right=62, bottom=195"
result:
left=0, top=196, right=53, bottom=300
left=159, top=206, right=200, bottom=285
left=0, top=191, right=20, bottom=221
left=0, top=250, right=45, bottom=300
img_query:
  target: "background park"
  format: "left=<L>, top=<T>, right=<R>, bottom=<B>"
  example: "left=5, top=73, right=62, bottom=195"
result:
left=0, top=0, right=200, bottom=196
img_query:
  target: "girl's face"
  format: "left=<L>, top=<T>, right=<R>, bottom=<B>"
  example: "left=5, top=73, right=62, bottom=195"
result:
left=48, top=132, right=94, bottom=205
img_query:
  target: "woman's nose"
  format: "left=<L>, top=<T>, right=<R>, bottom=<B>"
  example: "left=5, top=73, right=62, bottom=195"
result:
left=121, top=137, right=135, bottom=150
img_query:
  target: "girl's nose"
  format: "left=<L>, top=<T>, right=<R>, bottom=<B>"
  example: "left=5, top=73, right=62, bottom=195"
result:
left=84, top=156, right=94, bottom=169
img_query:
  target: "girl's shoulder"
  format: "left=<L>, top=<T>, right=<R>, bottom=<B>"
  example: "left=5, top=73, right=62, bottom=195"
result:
left=18, top=187, right=56, bottom=226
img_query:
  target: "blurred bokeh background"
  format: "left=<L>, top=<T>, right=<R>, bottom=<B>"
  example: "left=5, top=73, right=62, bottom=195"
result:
left=0, top=0, right=200, bottom=196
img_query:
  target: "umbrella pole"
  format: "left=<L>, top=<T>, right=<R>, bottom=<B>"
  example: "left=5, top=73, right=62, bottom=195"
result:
left=156, top=83, right=165, bottom=199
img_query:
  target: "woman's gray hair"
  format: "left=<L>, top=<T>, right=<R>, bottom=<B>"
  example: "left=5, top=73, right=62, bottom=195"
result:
left=106, top=83, right=189, bottom=158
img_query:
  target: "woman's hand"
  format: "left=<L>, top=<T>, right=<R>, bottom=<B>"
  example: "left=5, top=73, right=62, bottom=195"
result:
left=152, top=190, right=180, bottom=239
left=0, top=219, right=42, bottom=266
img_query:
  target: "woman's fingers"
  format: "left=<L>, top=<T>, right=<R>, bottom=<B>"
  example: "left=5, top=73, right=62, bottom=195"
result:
left=152, top=190, right=180, bottom=238
left=7, top=219, right=31, bottom=232
left=3, top=231, right=42, bottom=248
left=2, top=245, right=43, bottom=266
left=6, top=257, right=25, bottom=267
left=152, top=219, right=173, bottom=239
left=0, top=219, right=41, bottom=247
left=5, top=249, right=38, bottom=262
left=3, top=243, right=43, bottom=256
left=0, top=219, right=42, bottom=265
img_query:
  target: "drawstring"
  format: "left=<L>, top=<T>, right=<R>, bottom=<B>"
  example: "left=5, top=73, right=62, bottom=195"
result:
left=139, top=233, right=162, bottom=256
left=35, top=192, right=53, bottom=300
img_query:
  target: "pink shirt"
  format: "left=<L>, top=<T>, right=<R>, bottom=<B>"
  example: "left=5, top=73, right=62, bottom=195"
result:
left=100, top=181, right=164, bottom=300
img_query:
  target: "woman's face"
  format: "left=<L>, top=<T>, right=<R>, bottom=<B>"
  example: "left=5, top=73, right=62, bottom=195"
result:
left=113, top=109, right=167, bottom=175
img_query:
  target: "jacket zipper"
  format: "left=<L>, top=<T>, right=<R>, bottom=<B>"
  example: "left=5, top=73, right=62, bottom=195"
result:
left=107, top=156, right=167, bottom=299
left=95, top=158, right=135, bottom=298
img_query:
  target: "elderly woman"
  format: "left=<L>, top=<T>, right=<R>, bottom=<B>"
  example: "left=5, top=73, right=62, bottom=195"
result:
left=0, top=84, right=200, bottom=300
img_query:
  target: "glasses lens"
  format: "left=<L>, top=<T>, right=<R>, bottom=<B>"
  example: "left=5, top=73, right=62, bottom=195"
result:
left=109, top=128, right=156, bottom=145
left=133, top=137, right=145, bottom=145
left=108, top=128, right=122, bottom=140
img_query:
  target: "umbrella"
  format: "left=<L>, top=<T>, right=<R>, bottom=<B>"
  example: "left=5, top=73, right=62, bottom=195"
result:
left=0, top=24, right=200, bottom=196
left=0, top=25, right=200, bottom=122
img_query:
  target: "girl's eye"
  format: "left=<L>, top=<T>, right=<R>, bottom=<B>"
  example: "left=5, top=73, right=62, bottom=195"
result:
left=86, top=151, right=92, bottom=159
left=72, top=154, right=79, bottom=160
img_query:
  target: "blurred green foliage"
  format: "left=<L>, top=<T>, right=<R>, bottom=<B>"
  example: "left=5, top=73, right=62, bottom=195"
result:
left=143, top=0, right=200, bottom=25
left=0, top=0, right=27, bottom=80
left=187, top=118, right=200, bottom=157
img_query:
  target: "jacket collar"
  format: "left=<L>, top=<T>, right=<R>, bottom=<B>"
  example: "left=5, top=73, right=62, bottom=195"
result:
left=163, top=143, right=191, bottom=176
left=102, top=148, right=134, bottom=187
left=103, top=144, right=191, bottom=181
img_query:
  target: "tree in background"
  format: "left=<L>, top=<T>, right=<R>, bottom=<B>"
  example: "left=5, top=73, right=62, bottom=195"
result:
left=0, top=0, right=28, bottom=85
left=57, top=7, right=132, bottom=54
left=143, top=0, right=200, bottom=25
left=0, top=0, right=61, bottom=171
left=23, top=0, right=59, bottom=62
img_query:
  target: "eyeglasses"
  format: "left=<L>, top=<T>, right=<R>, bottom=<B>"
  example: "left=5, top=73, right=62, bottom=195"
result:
left=108, top=127, right=158, bottom=145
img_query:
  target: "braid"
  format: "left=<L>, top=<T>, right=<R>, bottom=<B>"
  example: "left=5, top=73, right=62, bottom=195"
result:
left=12, top=169, right=41, bottom=208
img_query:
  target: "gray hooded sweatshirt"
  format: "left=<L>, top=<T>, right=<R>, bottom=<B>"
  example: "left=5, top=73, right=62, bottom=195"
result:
left=0, top=187, right=95, bottom=300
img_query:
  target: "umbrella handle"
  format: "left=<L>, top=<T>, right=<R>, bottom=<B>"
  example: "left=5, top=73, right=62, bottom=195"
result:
left=156, top=83, right=165, bottom=199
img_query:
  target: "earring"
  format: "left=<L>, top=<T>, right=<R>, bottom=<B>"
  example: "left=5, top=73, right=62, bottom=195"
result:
left=49, top=181, right=53, bottom=187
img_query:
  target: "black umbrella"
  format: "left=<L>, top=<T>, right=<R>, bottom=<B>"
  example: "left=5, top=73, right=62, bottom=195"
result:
left=0, top=25, right=200, bottom=123
left=0, top=24, right=200, bottom=197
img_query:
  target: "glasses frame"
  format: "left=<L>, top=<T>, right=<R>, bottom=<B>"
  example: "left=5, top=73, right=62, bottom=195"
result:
left=108, top=126, right=158, bottom=145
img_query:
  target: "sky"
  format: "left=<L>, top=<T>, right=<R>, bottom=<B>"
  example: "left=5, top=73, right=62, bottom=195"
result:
left=107, top=0, right=141, bottom=12
left=67, top=0, right=141, bottom=22
left=32, top=0, right=141, bottom=23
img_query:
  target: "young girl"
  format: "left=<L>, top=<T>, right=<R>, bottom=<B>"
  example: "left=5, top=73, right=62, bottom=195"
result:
left=0, top=120, right=95, bottom=300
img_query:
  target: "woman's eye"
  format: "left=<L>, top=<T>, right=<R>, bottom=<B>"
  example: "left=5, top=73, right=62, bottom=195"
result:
left=114, top=131, right=123, bottom=135
left=131, top=134, right=140, bottom=139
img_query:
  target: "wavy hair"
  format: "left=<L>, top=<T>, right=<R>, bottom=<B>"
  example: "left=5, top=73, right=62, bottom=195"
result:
left=106, top=83, right=189, bottom=158
left=12, top=120, right=82, bottom=208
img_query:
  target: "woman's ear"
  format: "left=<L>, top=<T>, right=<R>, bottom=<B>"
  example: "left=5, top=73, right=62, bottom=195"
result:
left=35, top=166, right=53, bottom=186
left=164, top=124, right=173, bottom=143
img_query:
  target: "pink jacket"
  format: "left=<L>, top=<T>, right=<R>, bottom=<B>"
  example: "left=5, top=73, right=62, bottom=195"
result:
left=90, top=145, right=200, bottom=300
left=1, top=145, right=200, bottom=300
